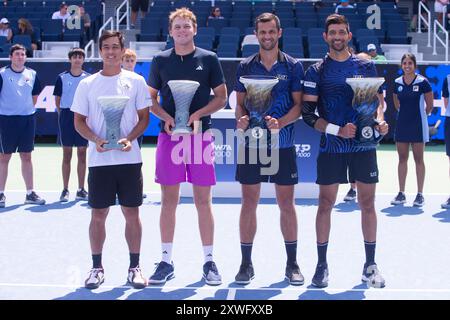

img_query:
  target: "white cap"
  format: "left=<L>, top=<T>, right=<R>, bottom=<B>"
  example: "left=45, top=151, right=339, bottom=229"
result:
left=0, top=18, right=9, bottom=24
left=367, top=43, right=376, bottom=51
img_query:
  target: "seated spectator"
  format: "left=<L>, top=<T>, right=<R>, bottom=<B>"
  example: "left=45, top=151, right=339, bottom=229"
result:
left=70, top=5, right=91, bottom=35
left=435, top=0, right=449, bottom=26
left=52, top=3, right=70, bottom=22
left=208, top=7, right=224, bottom=20
left=17, top=18, right=38, bottom=51
left=335, top=0, right=354, bottom=13
left=0, top=18, right=12, bottom=42
left=411, top=0, right=430, bottom=32
left=366, top=43, right=387, bottom=62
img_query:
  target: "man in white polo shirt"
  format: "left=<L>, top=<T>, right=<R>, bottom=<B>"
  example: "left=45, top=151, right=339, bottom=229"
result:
left=72, top=30, right=151, bottom=290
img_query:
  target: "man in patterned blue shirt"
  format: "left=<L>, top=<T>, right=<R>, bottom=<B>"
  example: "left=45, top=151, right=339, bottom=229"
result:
left=234, top=13, right=304, bottom=286
left=302, top=14, right=388, bottom=288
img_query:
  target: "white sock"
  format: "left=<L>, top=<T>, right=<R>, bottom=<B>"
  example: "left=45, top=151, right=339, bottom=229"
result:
left=161, top=242, right=173, bottom=264
left=26, top=190, right=33, bottom=195
left=203, top=245, right=213, bottom=263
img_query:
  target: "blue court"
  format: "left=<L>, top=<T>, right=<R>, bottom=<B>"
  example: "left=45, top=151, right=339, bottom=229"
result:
left=1, top=191, right=450, bottom=300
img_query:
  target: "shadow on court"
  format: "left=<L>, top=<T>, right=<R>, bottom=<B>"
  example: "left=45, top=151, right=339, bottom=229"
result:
left=231, top=280, right=288, bottom=300
left=179, top=197, right=318, bottom=206
left=126, top=280, right=206, bottom=300
left=334, top=201, right=360, bottom=213
left=54, top=286, right=129, bottom=300
left=380, top=205, right=423, bottom=217
left=432, top=210, right=450, bottom=223
left=0, top=204, right=25, bottom=214
left=24, top=200, right=82, bottom=213
left=297, top=283, right=367, bottom=300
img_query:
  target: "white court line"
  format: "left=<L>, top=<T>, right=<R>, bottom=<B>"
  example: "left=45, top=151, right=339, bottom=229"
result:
left=226, top=288, right=236, bottom=300
left=1, top=282, right=450, bottom=293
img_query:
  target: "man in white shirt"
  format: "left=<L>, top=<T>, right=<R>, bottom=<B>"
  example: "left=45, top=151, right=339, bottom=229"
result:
left=71, top=30, right=151, bottom=290
left=52, top=3, right=70, bottom=22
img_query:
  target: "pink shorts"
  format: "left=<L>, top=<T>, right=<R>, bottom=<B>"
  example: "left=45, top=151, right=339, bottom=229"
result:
left=155, top=133, right=216, bottom=186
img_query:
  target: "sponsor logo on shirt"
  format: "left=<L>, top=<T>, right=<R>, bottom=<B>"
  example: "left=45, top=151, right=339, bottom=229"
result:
left=398, top=86, right=403, bottom=92
left=304, top=81, right=316, bottom=88
left=413, top=85, right=419, bottom=92
left=276, top=74, right=288, bottom=81
left=196, top=65, right=203, bottom=71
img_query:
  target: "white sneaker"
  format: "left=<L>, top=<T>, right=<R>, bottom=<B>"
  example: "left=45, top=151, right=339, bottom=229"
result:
left=127, top=267, right=147, bottom=289
left=84, top=268, right=105, bottom=289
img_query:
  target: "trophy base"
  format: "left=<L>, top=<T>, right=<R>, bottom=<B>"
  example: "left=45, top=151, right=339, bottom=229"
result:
left=102, top=142, right=125, bottom=150
left=172, top=127, right=192, bottom=135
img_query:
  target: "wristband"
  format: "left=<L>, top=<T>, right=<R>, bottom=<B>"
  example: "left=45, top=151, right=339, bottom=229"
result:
left=325, top=123, right=340, bottom=136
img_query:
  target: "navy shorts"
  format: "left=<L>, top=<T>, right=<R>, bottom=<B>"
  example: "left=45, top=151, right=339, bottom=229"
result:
left=316, top=150, right=379, bottom=185
left=88, top=163, right=143, bottom=209
left=131, top=0, right=149, bottom=12
left=445, top=117, right=450, bottom=156
left=58, top=109, right=88, bottom=147
left=235, top=146, right=298, bottom=185
left=0, top=114, right=35, bottom=154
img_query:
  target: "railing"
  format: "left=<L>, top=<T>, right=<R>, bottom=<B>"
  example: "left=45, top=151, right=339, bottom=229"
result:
left=98, top=16, right=115, bottom=42
left=84, top=39, right=95, bottom=59
left=444, top=5, right=448, bottom=32
left=116, top=0, right=130, bottom=31
left=418, top=1, right=431, bottom=48
left=433, top=20, right=449, bottom=63
left=102, top=1, right=106, bottom=26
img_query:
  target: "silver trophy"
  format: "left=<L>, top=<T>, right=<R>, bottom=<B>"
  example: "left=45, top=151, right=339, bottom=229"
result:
left=167, top=80, right=200, bottom=134
left=346, top=77, right=385, bottom=147
left=239, top=75, right=279, bottom=146
left=97, top=95, right=130, bottom=149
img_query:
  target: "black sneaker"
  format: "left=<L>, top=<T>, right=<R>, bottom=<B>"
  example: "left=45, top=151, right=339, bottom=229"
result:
left=285, top=262, right=304, bottom=286
left=0, top=193, right=5, bottom=208
left=441, top=197, right=450, bottom=209
left=391, top=192, right=406, bottom=205
left=76, top=188, right=88, bottom=201
left=148, top=261, right=174, bottom=285
left=203, top=261, right=222, bottom=286
left=343, top=188, right=356, bottom=201
left=311, top=263, right=329, bottom=288
left=413, top=193, right=424, bottom=207
left=235, top=263, right=255, bottom=285
left=59, top=189, right=69, bottom=202
left=25, top=191, right=46, bottom=205
left=362, top=263, right=385, bottom=288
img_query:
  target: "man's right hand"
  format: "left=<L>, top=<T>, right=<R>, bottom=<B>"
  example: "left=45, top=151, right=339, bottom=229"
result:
left=338, top=123, right=356, bottom=139
left=237, top=115, right=250, bottom=131
left=164, top=117, right=175, bottom=135
left=94, top=137, right=109, bottom=152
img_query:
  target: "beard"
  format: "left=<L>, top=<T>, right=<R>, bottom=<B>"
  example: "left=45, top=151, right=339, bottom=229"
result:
left=330, top=40, right=347, bottom=52
left=260, top=40, right=278, bottom=51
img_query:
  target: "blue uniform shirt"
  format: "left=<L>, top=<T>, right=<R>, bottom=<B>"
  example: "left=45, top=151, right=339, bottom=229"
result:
left=234, top=51, right=304, bottom=148
left=53, top=71, right=91, bottom=109
left=0, top=65, right=41, bottom=116
left=394, top=74, right=432, bottom=142
left=303, top=54, right=380, bottom=153
left=443, top=75, right=450, bottom=117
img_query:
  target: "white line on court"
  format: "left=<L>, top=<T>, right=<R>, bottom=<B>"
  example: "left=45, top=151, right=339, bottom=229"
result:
left=1, top=282, right=450, bottom=293
left=226, top=288, right=236, bottom=300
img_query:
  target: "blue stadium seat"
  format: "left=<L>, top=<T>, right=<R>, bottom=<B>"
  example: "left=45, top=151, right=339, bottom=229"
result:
left=283, top=43, right=304, bottom=58
left=241, top=44, right=259, bottom=57
left=308, top=43, right=328, bottom=58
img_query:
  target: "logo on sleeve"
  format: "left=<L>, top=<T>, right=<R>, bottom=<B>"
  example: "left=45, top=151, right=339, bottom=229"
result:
left=304, top=81, right=316, bottom=88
